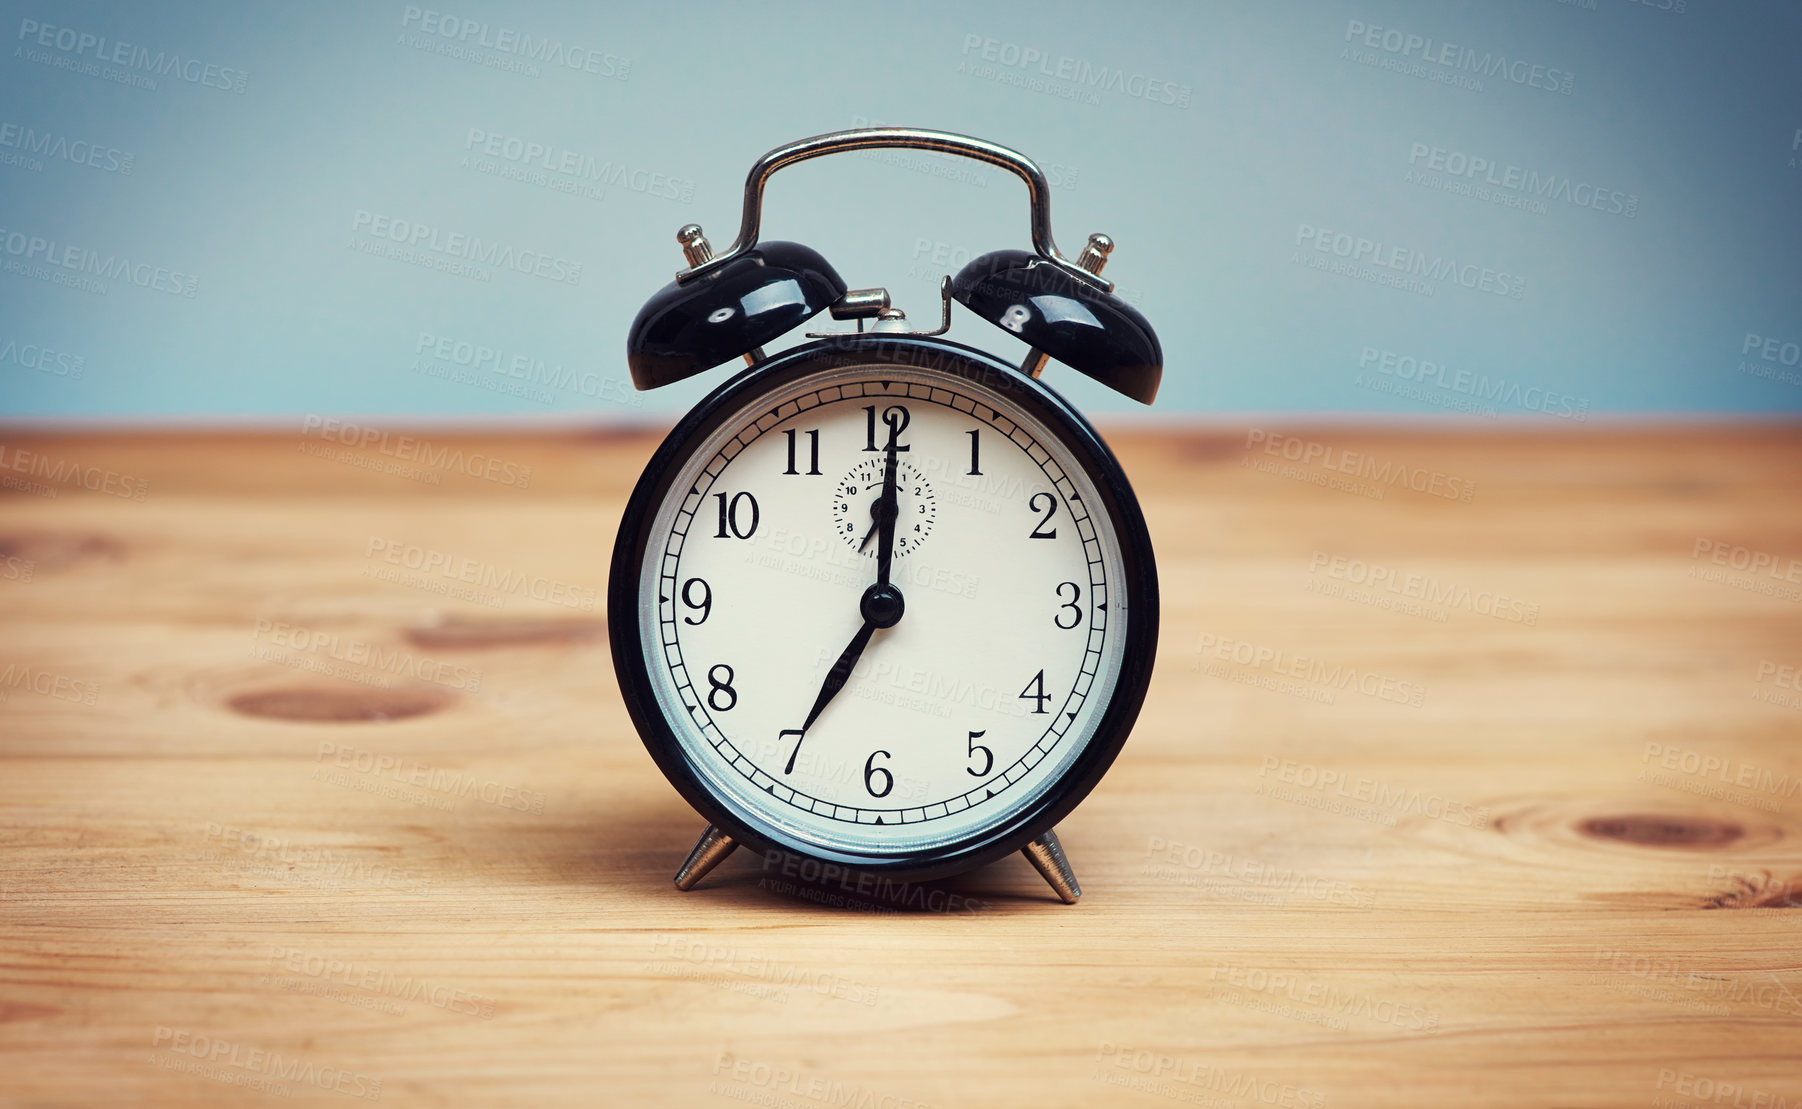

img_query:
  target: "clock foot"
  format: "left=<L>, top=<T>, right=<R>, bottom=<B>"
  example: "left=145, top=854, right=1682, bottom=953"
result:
left=673, top=824, right=737, bottom=891
left=1021, top=828, right=1081, bottom=904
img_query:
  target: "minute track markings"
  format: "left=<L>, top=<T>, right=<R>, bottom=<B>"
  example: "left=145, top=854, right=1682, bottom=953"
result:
left=664, top=452, right=1104, bottom=819
left=655, top=378, right=1110, bottom=825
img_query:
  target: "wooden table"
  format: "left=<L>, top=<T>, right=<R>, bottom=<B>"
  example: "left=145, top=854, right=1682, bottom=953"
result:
left=2, top=424, right=1799, bottom=1108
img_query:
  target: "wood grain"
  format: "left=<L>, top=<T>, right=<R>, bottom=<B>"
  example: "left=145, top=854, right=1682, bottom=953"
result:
left=2, top=423, right=1800, bottom=1108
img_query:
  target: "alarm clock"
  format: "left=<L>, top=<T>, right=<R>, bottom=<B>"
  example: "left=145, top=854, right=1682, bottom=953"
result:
left=610, top=128, right=1161, bottom=903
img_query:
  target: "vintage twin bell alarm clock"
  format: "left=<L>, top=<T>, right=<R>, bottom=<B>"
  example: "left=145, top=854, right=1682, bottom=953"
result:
left=610, top=127, right=1161, bottom=903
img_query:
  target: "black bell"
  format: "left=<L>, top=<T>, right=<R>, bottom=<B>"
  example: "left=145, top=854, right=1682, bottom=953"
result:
left=949, top=249, right=1162, bottom=404
left=627, top=241, right=847, bottom=390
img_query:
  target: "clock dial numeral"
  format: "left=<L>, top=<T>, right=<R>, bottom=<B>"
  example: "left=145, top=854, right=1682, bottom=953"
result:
left=862, top=404, right=911, bottom=452
left=680, top=577, right=712, bottom=625
left=779, top=728, right=805, bottom=774
left=965, top=730, right=993, bottom=777
left=1020, top=669, right=1051, bottom=714
left=713, top=491, right=760, bottom=539
left=782, top=428, right=822, bottom=476
left=1054, top=581, right=1082, bottom=629
left=966, top=429, right=982, bottom=476
left=863, top=750, right=894, bottom=798
left=706, top=664, right=738, bottom=711
left=1028, top=491, right=1059, bottom=539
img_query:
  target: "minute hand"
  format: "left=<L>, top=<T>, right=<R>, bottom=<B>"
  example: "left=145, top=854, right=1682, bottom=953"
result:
left=873, top=417, right=901, bottom=587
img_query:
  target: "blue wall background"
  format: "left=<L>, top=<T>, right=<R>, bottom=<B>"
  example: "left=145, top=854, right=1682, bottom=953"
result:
left=1, top=0, right=1798, bottom=422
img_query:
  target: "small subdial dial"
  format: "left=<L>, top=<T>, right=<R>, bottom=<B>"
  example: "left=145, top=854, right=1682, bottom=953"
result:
left=831, top=457, right=937, bottom=558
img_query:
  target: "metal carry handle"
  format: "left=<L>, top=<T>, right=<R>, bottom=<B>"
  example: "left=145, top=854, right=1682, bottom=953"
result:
left=676, top=127, right=1109, bottom=291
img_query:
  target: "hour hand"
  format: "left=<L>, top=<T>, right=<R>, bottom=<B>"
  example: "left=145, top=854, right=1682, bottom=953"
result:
left=800, top=619, right=875, bottom=736
left=788, top=618, right=876, bottom=772
left=786, top=582, right=907, bottom=772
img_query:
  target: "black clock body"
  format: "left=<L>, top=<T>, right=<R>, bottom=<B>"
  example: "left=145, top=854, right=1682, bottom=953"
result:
left=609, top=333, right=1158, bottom=884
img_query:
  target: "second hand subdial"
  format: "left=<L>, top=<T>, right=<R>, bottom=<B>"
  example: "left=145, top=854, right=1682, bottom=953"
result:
left=840, top=457, right=935, bottom=559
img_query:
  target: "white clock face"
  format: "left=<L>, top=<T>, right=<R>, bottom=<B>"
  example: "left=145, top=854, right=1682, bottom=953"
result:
left=637, top=362, right=1130, bottom=857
